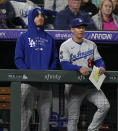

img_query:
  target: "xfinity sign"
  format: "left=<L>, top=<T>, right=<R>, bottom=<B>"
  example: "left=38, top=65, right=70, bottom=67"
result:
left=45, top=74, right=61, bottom=81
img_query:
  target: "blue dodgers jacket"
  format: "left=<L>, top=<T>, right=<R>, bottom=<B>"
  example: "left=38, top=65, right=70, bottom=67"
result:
left=15, top=8, right=57, bottom=70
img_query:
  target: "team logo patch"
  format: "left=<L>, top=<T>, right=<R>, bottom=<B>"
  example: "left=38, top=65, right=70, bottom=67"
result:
left=28, top=38, right=36, bottom=47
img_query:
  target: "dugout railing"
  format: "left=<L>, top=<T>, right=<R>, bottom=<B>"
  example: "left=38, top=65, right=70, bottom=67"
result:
left=0, top=69, right=118, bottom=131
left=0, top=30, right=118, bottom=130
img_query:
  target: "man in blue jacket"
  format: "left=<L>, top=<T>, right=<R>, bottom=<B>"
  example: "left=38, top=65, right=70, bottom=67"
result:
left=54, top=0, right=95, bottom=30
left=15, top=8, right=57, bottom=131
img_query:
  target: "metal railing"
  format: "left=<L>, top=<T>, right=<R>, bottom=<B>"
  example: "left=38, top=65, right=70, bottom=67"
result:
left=0, top=69, right=118, bottom=131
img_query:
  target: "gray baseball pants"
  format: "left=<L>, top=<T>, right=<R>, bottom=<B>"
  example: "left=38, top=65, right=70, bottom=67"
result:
left=67, top=84, right=110, bottom=131
left=21, top=83, right=52, bottom=131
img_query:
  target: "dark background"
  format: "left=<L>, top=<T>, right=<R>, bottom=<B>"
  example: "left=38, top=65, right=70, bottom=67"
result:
left=0, top=40, right=118, bottom=70
left=0, top=40, right=117, bottom=131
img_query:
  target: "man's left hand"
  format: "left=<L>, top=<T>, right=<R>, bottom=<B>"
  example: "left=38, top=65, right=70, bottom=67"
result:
left=99, top=67, right=106, bottom=75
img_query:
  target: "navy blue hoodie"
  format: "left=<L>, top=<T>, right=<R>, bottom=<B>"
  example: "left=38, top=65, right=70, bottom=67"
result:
left=15, top=8, right=57, bottom=70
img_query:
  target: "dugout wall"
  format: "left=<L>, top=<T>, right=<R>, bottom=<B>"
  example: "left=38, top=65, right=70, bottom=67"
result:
left=0, top=30, right=118, bottom=131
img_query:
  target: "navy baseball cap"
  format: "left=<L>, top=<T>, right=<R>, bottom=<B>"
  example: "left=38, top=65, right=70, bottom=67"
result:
left=32, top=8, right=44, bottom=19
left=71, top=18, right=88, bottom=28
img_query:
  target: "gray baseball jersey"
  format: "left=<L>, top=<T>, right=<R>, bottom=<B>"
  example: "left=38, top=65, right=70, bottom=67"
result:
left=59, top=38, right=102, bottom=71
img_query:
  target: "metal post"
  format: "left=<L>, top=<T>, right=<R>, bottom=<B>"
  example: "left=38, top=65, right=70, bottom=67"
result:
left=117, top=84, right=118, bottom=131
left=10, top=82, right=21, bottom=131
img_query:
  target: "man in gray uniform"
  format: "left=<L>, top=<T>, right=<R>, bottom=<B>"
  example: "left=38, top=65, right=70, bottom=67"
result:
left=59, top=17, right=110, bottom=131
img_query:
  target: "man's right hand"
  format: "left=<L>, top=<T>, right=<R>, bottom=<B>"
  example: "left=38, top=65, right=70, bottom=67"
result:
left=80, top=67, right=90, bottom=76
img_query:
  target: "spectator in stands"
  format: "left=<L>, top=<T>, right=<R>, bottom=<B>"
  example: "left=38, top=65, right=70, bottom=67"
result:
left=92, top=0, right=100, bottom=7
left=92, top=0, right=118, bottom=30
left=10, top=0, right=38, bottom=28
left=80, top=0, right=98, bottom=17
left=54, top=0, right=95, bottom=30
left=29, top=0, right=44, bottom=7
left=10, top=0, right=57, bottom=29
left=44, top=0, right=68, bottom=12
left=14, top=8, right=57, bottom=131
left=0, top=9, right=8, bottom=28
left=0, top=0, right=16, bottom=28
left=112, top=0, right=118, bottom=15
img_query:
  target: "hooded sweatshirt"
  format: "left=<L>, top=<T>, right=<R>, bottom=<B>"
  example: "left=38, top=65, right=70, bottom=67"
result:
left=15, top=8, right=57, bottom=70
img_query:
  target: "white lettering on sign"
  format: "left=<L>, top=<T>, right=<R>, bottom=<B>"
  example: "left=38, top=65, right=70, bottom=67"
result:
left=91, top=33, right=112, bottom=40
left=45, top=74, right=61, bottom=80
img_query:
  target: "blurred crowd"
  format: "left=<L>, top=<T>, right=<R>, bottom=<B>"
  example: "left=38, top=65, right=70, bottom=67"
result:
left=0, top=0, right=118, bottom=30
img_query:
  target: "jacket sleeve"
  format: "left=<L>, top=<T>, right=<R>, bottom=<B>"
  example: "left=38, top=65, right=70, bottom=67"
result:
left=59, top=43, right=81, bottom=70
left=94, top=58, right=106, bottom=69
left=93, top=43, right=106, bottom=69
left=14, top=35, right=27, bottom=69
left=50, top=39, right=58, bottom=69
left=60, top=61, right=81, bottom=70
